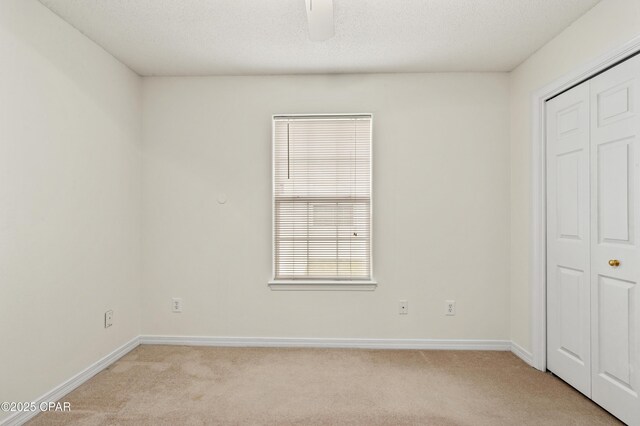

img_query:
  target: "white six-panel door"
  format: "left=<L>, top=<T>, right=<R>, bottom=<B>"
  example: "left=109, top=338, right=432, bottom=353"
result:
left=590, top=54, right=640, bottom=426
left=547, top=53, right=640, bottom=426
left=546, top=81, right=592, bottom=397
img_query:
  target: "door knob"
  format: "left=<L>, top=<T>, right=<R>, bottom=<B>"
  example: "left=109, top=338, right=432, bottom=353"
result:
left=608, top=259, right=620, bottom=267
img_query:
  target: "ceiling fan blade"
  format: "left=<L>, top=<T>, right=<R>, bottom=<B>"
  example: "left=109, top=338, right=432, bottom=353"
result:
left=305, top=0, right=334, bottom=41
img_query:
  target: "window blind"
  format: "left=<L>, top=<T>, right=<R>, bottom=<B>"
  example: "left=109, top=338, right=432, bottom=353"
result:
left=273, top=115, right=372, bottom=281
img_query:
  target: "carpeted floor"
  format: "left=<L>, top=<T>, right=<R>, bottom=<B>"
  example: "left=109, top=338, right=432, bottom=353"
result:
left=29, top=345, right=620, bottom=425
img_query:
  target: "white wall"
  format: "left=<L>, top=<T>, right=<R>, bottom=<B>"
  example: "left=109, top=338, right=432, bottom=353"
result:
left=509, top=0, right=640, bottom=352
left=142, top=73, right=510, bottom=340
left=0, top=0, right=142, bottom=419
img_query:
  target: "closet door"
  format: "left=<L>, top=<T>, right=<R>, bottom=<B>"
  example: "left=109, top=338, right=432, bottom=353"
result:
left=590, top=53, right=640, bottom=426
left=546, top=81, right=591, bottom=396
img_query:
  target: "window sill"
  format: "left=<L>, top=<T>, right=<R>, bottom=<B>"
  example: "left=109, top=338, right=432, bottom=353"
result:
left=268, top=280, right=378, bottom=291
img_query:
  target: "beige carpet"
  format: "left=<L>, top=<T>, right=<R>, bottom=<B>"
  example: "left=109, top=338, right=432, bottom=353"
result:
left=29, top=345, right=620, bottom=425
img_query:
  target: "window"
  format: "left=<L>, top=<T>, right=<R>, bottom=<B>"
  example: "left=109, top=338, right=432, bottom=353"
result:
left=272, top=114, right=372, bottom=284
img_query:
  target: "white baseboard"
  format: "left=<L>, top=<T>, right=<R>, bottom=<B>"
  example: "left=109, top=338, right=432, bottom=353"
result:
left=0, top=336, right=140, bottom=426
left=510, top=341, right=534, bottom=367
left=140, top=335, right=512, bottom=351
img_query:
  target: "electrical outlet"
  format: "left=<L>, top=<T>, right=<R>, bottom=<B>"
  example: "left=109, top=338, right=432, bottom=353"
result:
left=104, top=310, right=113, bottom=328
left=399, top=300, right=408, bottom=315
left=445, top=300, right=456, bottom=316
left=172, top=298, right=183, bottom=313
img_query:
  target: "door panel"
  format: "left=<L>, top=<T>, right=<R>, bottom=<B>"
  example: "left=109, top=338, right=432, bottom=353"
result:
left=590, top=53, right=640, bottom=426
left=557, top=151, right=581, bottom=238
left=547, top=81, right=591, bottom=396
left=597, top=81, right=635, bottom=127
left=598, top=139, right=632, bottom=243
left=558, top=266, right=585, bottom=362
left=598, top=275, right=635, bottom=392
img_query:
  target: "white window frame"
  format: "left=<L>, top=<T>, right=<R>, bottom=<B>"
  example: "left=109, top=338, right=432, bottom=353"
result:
left=268, top=113, right=377, bottom=291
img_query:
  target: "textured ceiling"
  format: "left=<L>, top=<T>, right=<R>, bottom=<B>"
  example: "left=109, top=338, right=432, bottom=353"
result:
left=38, top=0, right=600, bottom=76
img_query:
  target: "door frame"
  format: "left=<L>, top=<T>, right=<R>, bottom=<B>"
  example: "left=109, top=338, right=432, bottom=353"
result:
left=530, top=34, right=640, bottom=372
